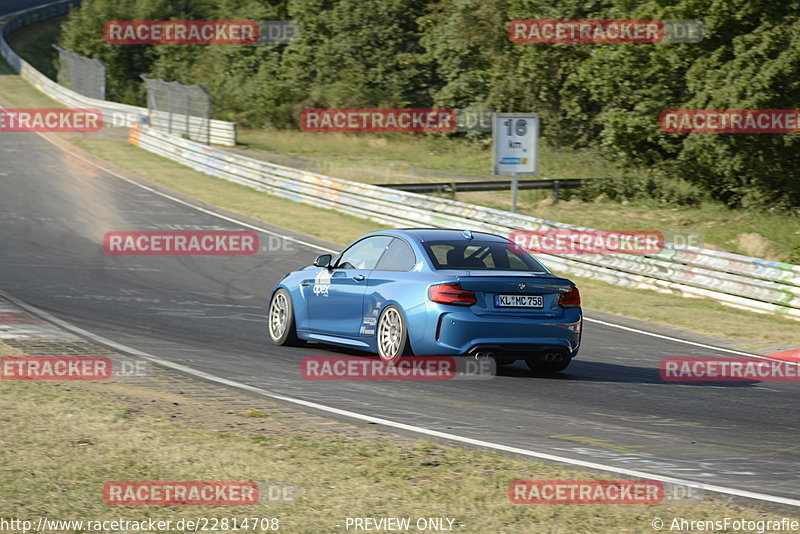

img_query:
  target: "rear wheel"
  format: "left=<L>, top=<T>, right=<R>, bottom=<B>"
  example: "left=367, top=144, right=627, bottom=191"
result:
left=525, top=352, right=571, bottom=373
left=376, top=305, right=410, bottom=362
left=268, top=289, right=303, bottom=346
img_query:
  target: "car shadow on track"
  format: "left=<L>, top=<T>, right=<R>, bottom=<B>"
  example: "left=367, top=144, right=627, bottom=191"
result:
left=303, top=344, right=762, bottom=388
left=496, top=359, right=761, bottom=388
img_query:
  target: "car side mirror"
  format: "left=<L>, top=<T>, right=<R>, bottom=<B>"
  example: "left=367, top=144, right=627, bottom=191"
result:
left=313, top=254, right=332, bottom=268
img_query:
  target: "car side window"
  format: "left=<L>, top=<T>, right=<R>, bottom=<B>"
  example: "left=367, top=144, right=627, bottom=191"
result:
left=375, top=238, right=416, bottom=271
left=335, top=236, right=393, bottom=270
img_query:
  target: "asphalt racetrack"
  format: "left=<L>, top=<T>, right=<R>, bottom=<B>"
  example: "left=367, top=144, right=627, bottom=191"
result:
left=2, top=117, right=800, bottom=509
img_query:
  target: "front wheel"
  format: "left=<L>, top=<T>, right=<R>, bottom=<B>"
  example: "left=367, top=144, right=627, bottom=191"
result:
left=376, top=305, right=410, bottom=362
left=268, top=289, right=304, bottom=346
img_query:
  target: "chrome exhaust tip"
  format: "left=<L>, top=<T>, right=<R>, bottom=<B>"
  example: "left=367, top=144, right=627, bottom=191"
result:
left=469, top=347, right=502, bottom=360
left=544, top=352, right=564, bottom=363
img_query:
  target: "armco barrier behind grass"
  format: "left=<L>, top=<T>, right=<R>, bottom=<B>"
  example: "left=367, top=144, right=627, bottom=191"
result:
left=4, top=0, right=798, bottom=321
left=128, top=124, right=800, bottom=320
left=0, top=0, right=237, bottom=146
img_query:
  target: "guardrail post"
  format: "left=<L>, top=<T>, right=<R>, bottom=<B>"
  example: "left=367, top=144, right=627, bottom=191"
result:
left=511, top=174, right=519, bottom=213
left=553, top=180, right=560, bottom=205
left=167, top=90, right=173, bottom=135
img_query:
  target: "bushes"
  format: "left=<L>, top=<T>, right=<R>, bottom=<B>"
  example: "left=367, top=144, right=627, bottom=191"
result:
left=58, top=0, right=210, bottom=105
left=576, top=173, right=706, bottom=206
left=565, top=0, right=800, bottom=209
left=57, top=0, right=800, bottom=208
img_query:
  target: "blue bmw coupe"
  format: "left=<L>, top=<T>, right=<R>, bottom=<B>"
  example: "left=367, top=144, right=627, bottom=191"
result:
left=268, top=229, right=582, bottom=372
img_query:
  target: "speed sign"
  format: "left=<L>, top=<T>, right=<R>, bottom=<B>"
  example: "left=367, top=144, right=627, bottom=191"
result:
left=492, top=113, right=539, bottom=175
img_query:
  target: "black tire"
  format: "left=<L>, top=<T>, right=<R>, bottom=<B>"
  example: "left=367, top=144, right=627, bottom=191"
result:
left=268, top=289, right=304, bottom=346
left=525, top=352, right=571, bottom=373
left=376, top=305, right=411, bottom=362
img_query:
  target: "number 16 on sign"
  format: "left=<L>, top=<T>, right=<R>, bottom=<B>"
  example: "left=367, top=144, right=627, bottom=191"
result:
left=492, top=113, right=539, bottom=212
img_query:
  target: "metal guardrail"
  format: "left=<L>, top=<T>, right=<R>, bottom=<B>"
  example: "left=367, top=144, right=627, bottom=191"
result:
left=5, top=3, right=798, bottom=320
left=381, top=179, right=583, bottom=194
left=0, top=0, right=237, bottom=146
left=128, top=125, right=800, bottom=320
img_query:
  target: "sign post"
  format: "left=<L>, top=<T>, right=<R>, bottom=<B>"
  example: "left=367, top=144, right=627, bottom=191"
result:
left=492, top=113, right=539, bottom=212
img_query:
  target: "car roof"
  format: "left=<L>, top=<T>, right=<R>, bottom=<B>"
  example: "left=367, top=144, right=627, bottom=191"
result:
left=369, top=228, right=510, bottom=243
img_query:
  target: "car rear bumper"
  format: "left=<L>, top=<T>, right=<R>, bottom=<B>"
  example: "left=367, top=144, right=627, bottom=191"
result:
left=409, top=307, right=582, bottom=356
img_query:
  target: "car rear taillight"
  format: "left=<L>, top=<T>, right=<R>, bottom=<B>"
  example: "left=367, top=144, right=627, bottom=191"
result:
left=428, top=283, right=477, bottom=306
left=558, top=286, right=581, bottom=308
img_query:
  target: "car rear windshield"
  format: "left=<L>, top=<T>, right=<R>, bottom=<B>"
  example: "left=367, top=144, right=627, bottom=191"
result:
left=423, top=240, right=548, bottom=272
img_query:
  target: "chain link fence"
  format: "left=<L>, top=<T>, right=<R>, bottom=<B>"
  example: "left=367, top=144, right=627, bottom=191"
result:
left=52, top=45, right=106, bottom=100
left=141, top=76, right=212, bottom=145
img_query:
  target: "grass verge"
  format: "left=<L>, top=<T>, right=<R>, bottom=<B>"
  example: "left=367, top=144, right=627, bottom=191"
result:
left=5, top=15, right=799, bottom=262
left=236, top=129, right=800, bottom=263
left=1, top=360, right=797, bottom=533
left=0, top=19, right=798, bottom=532
left=236, top=129, right=632, bottom=181
left=4, top=15, right=64, bottom=80
left=0, top=52, right=798, bottom=344
left=46, top=134, right=800, bottom=345
left=73, top=132, right=800, bottom=341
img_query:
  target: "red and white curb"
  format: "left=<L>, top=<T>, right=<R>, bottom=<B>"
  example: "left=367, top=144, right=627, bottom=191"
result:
left=0, top=297, right=80, bottom=340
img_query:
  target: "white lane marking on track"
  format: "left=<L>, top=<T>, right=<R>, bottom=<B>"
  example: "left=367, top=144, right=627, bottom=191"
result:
left=18, top=130, right=800, bottom=506
left=34, top=133, right=338, bottom=254
left=3, top=289, right=800, bottom=509
left=584, top=317, right=799, bottom=364
left=33, top=131, right=791, bottom=364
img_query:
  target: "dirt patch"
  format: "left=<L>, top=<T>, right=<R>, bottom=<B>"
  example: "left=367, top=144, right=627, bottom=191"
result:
left=738, top=232, right=779, bottom=260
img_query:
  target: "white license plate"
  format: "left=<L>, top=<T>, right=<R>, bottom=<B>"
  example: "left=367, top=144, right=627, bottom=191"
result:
left=494, top=294, right=543, bottom=308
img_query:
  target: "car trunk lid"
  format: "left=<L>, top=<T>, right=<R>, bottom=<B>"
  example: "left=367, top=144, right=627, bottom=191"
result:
left=455, top=272, right=574, bottom=317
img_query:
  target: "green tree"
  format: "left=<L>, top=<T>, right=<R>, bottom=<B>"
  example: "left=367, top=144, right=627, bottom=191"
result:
left=59, top=0, right=211, bottom=105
